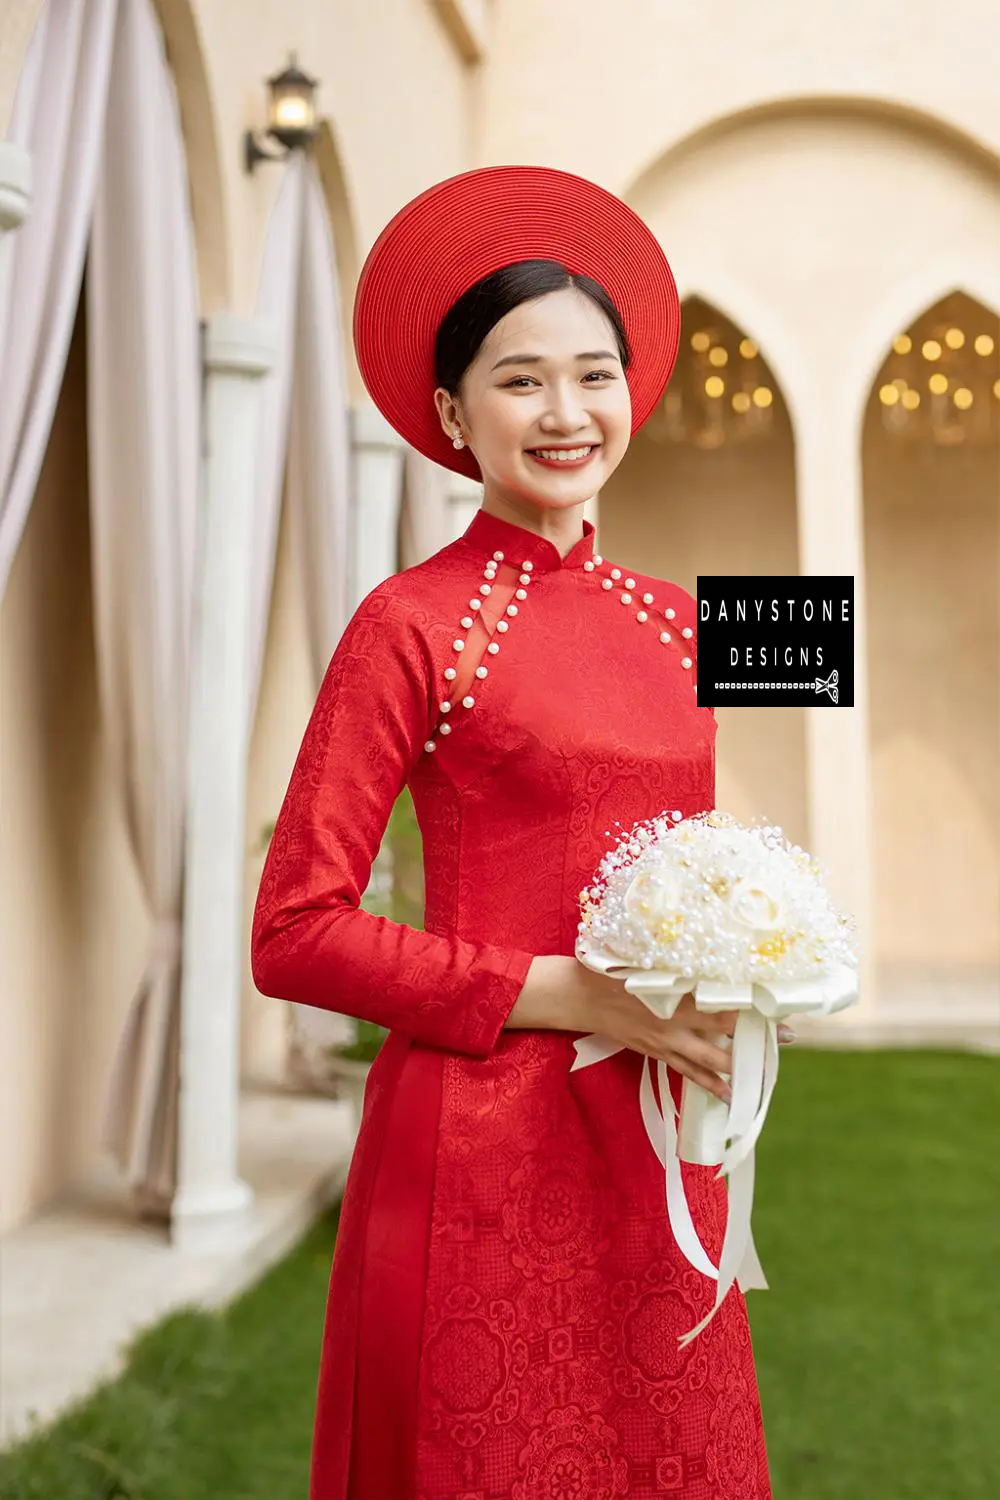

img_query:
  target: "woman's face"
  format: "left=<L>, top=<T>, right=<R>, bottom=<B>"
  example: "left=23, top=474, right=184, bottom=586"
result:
left=435, top=286, right=632, bottom=511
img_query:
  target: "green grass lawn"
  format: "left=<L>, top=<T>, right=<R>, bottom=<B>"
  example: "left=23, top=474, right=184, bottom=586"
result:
left=1, top=1049, right=997, bottom=1499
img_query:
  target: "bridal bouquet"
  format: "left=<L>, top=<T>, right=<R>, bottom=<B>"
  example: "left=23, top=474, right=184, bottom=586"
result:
left=571, top=808, right=860, bottom=1343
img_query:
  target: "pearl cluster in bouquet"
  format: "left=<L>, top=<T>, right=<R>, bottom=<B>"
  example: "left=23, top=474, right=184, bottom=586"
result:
left=578, top=808, right=860, bottom=984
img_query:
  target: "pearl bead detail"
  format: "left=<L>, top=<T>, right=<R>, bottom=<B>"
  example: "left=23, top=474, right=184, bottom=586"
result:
left=425, top=539, right=703, bottom=759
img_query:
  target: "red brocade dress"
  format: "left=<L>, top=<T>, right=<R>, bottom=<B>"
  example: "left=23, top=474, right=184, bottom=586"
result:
left=251, top=507, right=771, bottom=1500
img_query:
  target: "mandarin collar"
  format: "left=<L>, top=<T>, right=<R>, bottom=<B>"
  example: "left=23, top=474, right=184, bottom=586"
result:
left=460, top=507, right=597, bottom=573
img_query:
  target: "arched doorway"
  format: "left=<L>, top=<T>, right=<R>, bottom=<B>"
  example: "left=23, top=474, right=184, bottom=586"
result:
left=863, top=290, right=1000, bottom=1034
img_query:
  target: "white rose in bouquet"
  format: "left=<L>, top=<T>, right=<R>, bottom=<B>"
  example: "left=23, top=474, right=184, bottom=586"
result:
left=572, top=808, right=860, bottom=1344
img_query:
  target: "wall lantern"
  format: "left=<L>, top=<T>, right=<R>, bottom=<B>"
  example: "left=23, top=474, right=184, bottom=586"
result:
left=244, top=52, right=320, bottom=173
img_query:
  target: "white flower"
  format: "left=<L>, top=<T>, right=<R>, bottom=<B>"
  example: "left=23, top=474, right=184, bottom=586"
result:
left=728, top=877, right=785, bottom=931
left=624, top=866, right=683, bottom=925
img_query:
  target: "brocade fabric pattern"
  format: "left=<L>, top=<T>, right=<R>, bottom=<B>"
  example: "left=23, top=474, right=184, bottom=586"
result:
left=251, top=508, right=771, bottom=1499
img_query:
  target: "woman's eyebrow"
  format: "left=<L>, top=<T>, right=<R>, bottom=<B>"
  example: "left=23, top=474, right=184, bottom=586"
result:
left=491, top=349, right=620, bottom=370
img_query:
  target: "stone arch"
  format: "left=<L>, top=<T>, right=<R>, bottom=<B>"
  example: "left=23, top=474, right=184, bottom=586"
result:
left=623, top=92, right=1000, bottom=438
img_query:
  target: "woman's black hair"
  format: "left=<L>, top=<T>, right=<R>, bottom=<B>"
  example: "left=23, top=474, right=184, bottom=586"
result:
left=433, top=259, right=632, bottom=396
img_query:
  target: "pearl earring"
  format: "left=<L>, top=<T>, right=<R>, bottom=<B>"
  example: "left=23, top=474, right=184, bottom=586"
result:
left=452, top=429, right=465, bottom=450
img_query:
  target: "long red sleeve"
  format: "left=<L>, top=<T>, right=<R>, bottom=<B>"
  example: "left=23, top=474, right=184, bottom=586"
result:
left=250, top=582, right=535, bottom=1057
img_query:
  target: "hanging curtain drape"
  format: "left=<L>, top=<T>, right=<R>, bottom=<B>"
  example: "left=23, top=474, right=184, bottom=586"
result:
left=247, top=151, right=353, bottom=711
left=245, top=153, right=306, bottom=734
left=247, top=155, right=356, bottom=1074
left=285, top=157, right=352, bottom=684
left=87, top=0, right=201, bottom=1208
left=0, top=0, right=117, bottom=596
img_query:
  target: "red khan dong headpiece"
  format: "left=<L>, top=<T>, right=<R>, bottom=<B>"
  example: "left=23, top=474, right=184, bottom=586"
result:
left=352, top=164, right=682, bottom=479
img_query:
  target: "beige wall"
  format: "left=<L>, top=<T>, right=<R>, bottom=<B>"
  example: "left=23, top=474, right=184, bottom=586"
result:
left=1, top=0, right=997, bottom=1231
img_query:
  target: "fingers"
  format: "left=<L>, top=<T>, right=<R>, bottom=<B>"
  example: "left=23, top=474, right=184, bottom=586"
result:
left=664, top=1052, right=732, bottom=1103
left=676, top=998, right=740, bottom=1037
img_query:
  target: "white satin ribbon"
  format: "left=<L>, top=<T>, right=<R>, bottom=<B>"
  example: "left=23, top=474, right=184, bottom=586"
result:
left=570, top=952, right=859, bottom=1344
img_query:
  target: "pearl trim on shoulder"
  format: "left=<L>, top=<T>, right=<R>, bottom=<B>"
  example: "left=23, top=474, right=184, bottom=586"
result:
left=584, top=554, right=701, bottom=697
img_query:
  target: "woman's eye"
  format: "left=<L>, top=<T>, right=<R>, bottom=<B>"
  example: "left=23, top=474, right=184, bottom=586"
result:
left=503, top=371, right=615, bottom=389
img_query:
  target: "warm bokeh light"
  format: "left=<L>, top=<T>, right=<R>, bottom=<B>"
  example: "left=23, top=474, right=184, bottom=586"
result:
left=691, top=331, right=711, bottom=353
left=892, top=334, right=912, bottom=355
left=752, top=386, right=773, bottom=408
left=953, top=387, right=974, bottom=410
left=944, top=327, right=965, bottom=350
left=901, top=389, right=921, bottom=410
left=704, top=375, right=725, bottom=398
left=879, top=384, right=900, bottom=406
left=928, top=372, right=949, bottom=394
left=732, top=391, right=751, bottom=413
left=975, top=334, right=996, bottom=356
left=708, top=346, right=728, bottom=367
left=921, top=339, right=942, bottom=361
left=739, top=337, right=758, bottom=359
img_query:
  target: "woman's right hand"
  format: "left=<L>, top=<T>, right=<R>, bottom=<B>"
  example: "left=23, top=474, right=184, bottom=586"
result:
left=508, top=955, right=740, bottom=1102
left=569, top=960, right=738, bottom=1102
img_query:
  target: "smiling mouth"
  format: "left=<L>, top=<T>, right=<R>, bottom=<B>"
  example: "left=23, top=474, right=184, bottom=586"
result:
left=526, top=444, right=601, bottom=464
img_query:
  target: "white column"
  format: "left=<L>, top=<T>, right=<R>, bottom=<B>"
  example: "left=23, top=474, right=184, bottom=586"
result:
left=795, top=399, right=876, bottom=1024
left=349, top=400, right=407, bottom=607
left=0, top=142, right=31, bottom=236
left=445, top=470, right=482, bottom=542
left=172, top=313, right=277, bottom=1252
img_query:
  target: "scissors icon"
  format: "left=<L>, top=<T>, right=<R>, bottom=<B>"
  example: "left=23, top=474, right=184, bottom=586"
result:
left=814, top=670, right=839, bottom=703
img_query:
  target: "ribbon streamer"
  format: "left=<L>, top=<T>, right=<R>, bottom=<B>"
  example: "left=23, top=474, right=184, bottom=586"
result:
left=570, top=953, right=858, bottom=1343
